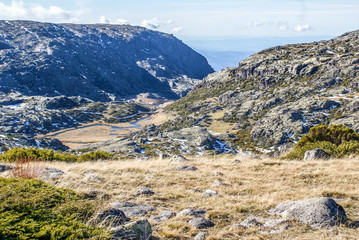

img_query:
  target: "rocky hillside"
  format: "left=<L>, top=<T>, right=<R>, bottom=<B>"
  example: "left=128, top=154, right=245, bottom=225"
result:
left=162, top=30, right=359, bottom=154
left=0, top=20, right=213, bottom=101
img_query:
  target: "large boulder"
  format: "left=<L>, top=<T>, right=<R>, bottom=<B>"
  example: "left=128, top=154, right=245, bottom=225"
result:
left=303, top=148, right=329, bottom=161
left=111, top=219, right=152, bottom=240
left=269, top=197, right=347, bottom=228
left=93, top=208, right=129, bottom=228
left=112, top=202, right=156, bottom=218
left=165, top=127, right=216, bottom=150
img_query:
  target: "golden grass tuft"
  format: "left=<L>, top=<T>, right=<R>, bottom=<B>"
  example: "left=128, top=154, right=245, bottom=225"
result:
left=11, top=157, right=41, bottom=179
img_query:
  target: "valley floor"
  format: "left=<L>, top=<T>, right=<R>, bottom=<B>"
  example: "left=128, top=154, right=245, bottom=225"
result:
left=9, top=155, right=359, bottom=239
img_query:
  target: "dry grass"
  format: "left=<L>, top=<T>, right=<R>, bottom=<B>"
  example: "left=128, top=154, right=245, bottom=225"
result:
left=22, top=155, right=359, bottom=239
left=11, top=157, right=41, bottom=179
left=209, top=120, right=235, bottom=134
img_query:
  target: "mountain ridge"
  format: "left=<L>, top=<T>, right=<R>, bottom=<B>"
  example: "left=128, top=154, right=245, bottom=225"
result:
left=0, top=20, right=214, bottom=101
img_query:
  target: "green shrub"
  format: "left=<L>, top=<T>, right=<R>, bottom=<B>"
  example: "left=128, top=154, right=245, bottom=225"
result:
left=78, top=151, right=113, bottom=162
left=0, top=178, right=109, bottom=240
left=0, top=148, right=113, bottom=163
left=284, top=124, right=359, bottom=159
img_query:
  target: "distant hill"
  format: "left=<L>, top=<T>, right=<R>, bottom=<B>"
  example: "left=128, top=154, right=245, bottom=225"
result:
left=195, top=49, right=252, bottom=71
left=0, top=20, right=214, bottom=101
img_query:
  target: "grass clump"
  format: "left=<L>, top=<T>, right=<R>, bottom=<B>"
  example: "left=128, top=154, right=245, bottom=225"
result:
left=284, top=124, right=359, bottom=159
left=0, top=148, right=113, bottom=163
left=0, top=178, right=109, bottom=240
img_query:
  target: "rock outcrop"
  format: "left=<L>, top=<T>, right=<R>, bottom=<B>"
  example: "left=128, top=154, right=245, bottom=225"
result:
left=269, top=197, right=347, bottom=228
left=0, top=20, right=213, bottom=100
left=164, top=30, right=359, bottom=153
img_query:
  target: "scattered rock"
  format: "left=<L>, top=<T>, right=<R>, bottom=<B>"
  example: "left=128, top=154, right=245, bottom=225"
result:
left=189, top=217, right=215, bottom=229
left=194, top=232, right=208, bottom=240
left=0, top=164, right=12, bottom=172
left=135, top=187, right=155, bottom=196
left=203, top=190, right=219, bottom=198
left=214, top=171, right=223, bottom=176
left=83, top=190, right=110, bottom=200
left=263, top=219, right=289, bottom=228
left=84, top=175, right=104, bottom=183
left=173, top=165, right=198, bottom=171
left=170, top=154, right=188, bottom=163
left=150, top=210, right=176, bottom=223
left=188, top=189, right=203, bottom=193
left=269, top=197, right=347, bottom=228
left=39, top=167, right=65, bottom=180
left=303, top=148, right=330, bottom=161
left=177, top=208, right=207, bottom=217
left=212, top=179, right=225, bottom=186
left=93, top=208, right=129, bottom=228
left=229, top=224, right=247, bottom=231
left=111, top=219, right=152, bottom=240
left=83, top=170, right=97, bottom=175
left=113, top=202, right=156, bottom=218
left=232, top=159, right=241, bottom=163
left=239, top=217, right=262, bottom=228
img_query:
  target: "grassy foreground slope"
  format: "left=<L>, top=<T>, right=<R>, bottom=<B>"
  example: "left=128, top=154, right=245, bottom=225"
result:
left=37, top=156, right=359, bottom=240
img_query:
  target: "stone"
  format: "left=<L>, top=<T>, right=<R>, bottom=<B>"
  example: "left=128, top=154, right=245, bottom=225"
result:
left=269, top=197, right=347, bottom=228
left=214, top=171, right=223, bottom=176
left=84, top=175, right=104, bottom=183
left=189, top=217, right=215, bottom=229
left=39, top=167, right=65, bottom=180
left=303, top=148, right=330, bottom=161
left=135, top=187, right=155, bottom=196
left=194, top=232, right=208, bottom=240
left=239, top=217, right=262, bottom=228
left=229, top=223, right=247, bottom=231
left=112, top=202, right=156, bottom=218
left=203, top=190, right=219, bottom=198
left=111, top=219, right=152, bottom=240
left=177, top=208, right=207, bottom=217
left=170, top=154, right=188, bottom=163
left=0, top=164, right=12, bottom=172
left=232, top=159, right=241, bottom=163
left=173, top=165, right=198, bottom=171
left=150, top=210, right=176, bottom=223
left=263, top=219, right=289, bottom=228
left=93, top=208, right=129, bottom=228
left=212, top=179, right=225, bottom=186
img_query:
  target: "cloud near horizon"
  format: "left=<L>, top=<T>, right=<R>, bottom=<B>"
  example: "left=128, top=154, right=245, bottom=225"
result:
left=294, top=24, right=312, bottom=32
left=0, top=0, right=85, bottom=22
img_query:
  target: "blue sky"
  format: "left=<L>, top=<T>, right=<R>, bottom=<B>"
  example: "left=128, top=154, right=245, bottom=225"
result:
left=0, top=0, right=358, bottom=39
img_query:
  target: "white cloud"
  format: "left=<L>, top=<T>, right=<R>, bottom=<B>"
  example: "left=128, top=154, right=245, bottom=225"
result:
left=252, top=21, right=263, bottom=27
left=99, top=16, right=110, bottom=24
left=115, top=18, right=129, bottom=25
left=279, top=24, right=287, bottom=31
left=171, top=27, right=183, bottom=33
left=294, top=24, right=311, bottom=32
left=0, top=0, right=86, bottom=23
left=141, top=17, right=160, bottom=29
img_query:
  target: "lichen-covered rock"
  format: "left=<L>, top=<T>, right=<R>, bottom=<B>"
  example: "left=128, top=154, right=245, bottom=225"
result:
left=177, top=208, right=207, bottom=217
left=194, top=232, right=208, bottom=240
left=203, top=190, right=219, bottom=198
left=112, top=202, right=156, bottom=218
left=150, top=210, right=176, bottom=223
left=303, top=148, right=329, bottom=161
left=173, top=165, right=198, bottom=171
left=189, top=217, right=215, bottom=229
left=134, top=187, right=155, bottom=196
left=111, top=219, right=152, bottom=240
left=269, top=197, right=347, bottom=228
left=93, top=208, right=129, bottom=228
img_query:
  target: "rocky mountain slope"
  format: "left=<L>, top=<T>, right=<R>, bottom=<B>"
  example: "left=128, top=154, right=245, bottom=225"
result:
left=0, top=20, right=213, bottom=101
left=158, top=30, right=359, bottom=154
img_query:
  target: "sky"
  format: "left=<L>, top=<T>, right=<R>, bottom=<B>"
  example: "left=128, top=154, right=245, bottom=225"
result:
left=0, top=0, right=358, bottom=54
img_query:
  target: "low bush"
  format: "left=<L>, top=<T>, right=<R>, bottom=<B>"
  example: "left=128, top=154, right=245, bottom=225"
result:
left=0, top=148, right=113, bottom=163
left=0, top=178, right=109, bottom=239
left=284, top=124, right=359, bottom=159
